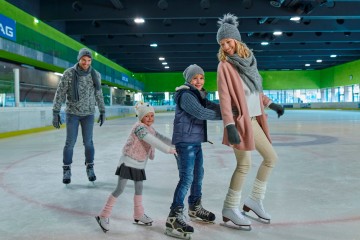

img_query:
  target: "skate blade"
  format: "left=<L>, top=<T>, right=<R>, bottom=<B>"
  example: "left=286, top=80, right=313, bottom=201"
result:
left=220, top=222, right=252, bottom=231
left=242, top=211, right=270, bottom=224
left=165, top=228, right=192, bottom=240
left=95, top=216, right=109, bottom=233
left=133, top=220, right=153, bottom=226
left=189, top=217, right=215, bottom=224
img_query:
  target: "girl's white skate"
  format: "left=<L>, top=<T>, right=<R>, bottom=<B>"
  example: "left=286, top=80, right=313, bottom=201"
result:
left=95, top=216, right=109, bottom=233
left=220, top=208, right=252, bottom=231
left=134, top=213, right=153, bottom=226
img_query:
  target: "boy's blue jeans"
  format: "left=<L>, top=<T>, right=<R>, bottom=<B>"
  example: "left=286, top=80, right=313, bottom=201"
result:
left=63, top=114, right=95, bottom=165
left=170, top=143, right=204, bottom=210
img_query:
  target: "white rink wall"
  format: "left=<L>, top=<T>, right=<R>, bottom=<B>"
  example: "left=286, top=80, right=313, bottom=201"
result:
left=0, top=105, right=175, bottom=133
left=0, top=103, right=358, bottom=133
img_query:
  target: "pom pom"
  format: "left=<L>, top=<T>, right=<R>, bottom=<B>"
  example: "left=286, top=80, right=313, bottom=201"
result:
left=217, top=13, right=239, bottom=27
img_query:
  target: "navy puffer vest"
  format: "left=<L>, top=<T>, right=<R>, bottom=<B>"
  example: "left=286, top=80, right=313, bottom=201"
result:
left=172, top=87, right=208, bottom=145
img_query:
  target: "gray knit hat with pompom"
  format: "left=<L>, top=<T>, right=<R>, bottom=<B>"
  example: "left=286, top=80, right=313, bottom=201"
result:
left=216, top=13, right=241, bottom=43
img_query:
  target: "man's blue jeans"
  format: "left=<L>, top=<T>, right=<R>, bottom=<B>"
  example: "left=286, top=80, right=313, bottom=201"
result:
left=170, top=143, right=204, bottom=210
left=63, top=114, right=95, bottom=165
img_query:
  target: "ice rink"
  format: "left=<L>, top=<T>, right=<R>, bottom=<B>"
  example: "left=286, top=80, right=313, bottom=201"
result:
left=0, top=109, right=359, bottom=240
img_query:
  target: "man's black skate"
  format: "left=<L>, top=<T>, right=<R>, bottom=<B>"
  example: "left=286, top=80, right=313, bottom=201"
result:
left=86, top=163, right=96, bottom=182
left=165, top=207, right=194, bottom=240
left=62, top=165, right=71, bottom=184
left=188, top=198, right=215, bottom=223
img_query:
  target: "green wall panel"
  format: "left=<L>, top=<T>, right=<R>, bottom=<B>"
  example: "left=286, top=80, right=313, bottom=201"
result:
left=138, top=70, right=321, bottom=92
left=136, top=71, right=218, bottom=92
left=261, top=70, right=320, bottom=90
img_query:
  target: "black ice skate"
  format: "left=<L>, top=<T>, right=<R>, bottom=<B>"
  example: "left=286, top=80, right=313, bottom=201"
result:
left=86, top=163, right=96, bottom=182
left=62, top=165, right=71, bottom=184
left=165, top=207, right=194, bottom=240
left=188, top=198, right=215, bottom=223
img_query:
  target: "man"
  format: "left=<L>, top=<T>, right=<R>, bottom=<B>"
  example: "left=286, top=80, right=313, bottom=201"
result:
left=52, top=48, right=105, bottom=184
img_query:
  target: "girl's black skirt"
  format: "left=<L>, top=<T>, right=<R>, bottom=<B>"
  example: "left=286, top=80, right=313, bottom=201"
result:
left=115, top=163, right=146, bottom=181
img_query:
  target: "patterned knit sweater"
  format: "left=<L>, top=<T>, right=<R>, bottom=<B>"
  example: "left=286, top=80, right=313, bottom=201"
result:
left=53, top=67, right=105, bottom=116
left=120, top=122, right=173, bottom=169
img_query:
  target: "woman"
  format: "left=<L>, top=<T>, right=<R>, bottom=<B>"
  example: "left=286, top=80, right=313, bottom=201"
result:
left=216, top=13, right=284, bottom=230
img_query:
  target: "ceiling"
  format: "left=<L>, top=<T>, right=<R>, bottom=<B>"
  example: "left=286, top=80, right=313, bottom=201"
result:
left=6, top=0, right=360, bottom=73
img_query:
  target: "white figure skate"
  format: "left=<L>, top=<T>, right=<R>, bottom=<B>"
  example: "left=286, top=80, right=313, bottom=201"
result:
left=242, top=197, right=271, bottom=224
left=220, top=208, right=252, bottom=231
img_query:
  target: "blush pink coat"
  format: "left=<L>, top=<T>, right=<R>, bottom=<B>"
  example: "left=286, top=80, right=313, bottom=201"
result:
left=217, top=61, right=272, bottom=151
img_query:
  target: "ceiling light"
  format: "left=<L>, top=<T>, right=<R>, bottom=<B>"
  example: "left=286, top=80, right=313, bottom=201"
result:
left=134, top=18, right=145, bottom=24
left=164, top=66, right=170, bottom=69
left=92, top=20, right=100, bottom=28
left=261, top=42, right=269, bottom=46
left=150, top=43, right=158, bottom=47
left=157, top=0, right=168, bottom=10
left=163, top=19, right=172, bottom=26
left=290, top=16, right=301, bottom=21
left=200, top=0, right=210, bottom=10
left=198, top=18, right=207, bottom=26
left=159, top=57, right=165, bottom=61
left=330, top=54, right=337, bottom=58
left=316, top=59, right=322, bottom=63
left=257, top=17, right=268, bottom=25
left=270, top=0, right=285, bottom=8
left=305, top=64, right=311, bottom=67
left=273, top=31, right=282, bottom=36
left=162, top=62, right=168, bottom=65
left=72, top=1, right=83, bottom=12
left=110, top=0, right=124, bottom=10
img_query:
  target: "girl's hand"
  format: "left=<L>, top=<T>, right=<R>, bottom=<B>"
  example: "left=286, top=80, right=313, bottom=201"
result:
left=169, top=148, right=177, bottom=156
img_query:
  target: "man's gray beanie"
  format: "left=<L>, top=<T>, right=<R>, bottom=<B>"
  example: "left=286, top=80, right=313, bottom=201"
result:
left=216, top=13, right=241, bottom=43
left=183, top=64, right=204, bottom=83
left=77, top=48, right=92, bottom=61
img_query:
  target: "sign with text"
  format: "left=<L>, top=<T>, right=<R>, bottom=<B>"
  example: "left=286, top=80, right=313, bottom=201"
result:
left=0, top=14, right=16, bottom=41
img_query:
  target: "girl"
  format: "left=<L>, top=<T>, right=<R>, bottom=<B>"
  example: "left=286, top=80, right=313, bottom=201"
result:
left=96, top=101, right=177, bottom=233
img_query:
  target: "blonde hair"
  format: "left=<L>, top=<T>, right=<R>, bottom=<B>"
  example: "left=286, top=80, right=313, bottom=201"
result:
left=217, top=40, right=251, bottom=62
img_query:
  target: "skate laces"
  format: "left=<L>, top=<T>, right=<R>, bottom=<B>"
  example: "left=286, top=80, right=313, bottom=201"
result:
left=195, top=204, right=210, bottom=217
left=86, top=165, right=95, bottom=177
left=63, top=169, right=71, bottom=178
left=175, top=210, right=188, bottom=226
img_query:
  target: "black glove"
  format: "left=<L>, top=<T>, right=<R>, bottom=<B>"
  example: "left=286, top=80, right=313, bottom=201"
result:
left=97, top=113, right=105, bottom=127
left=52, top=113, right=62, bottom=129
left=269, top=103, right=284, bottom=118
left=226, top=124, right=240, bottom=145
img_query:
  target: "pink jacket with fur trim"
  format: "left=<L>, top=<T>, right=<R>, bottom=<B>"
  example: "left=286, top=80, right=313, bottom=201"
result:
left=122, top=122, right=156, bottom=161
left=217, top=61, right=272, bottom=151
